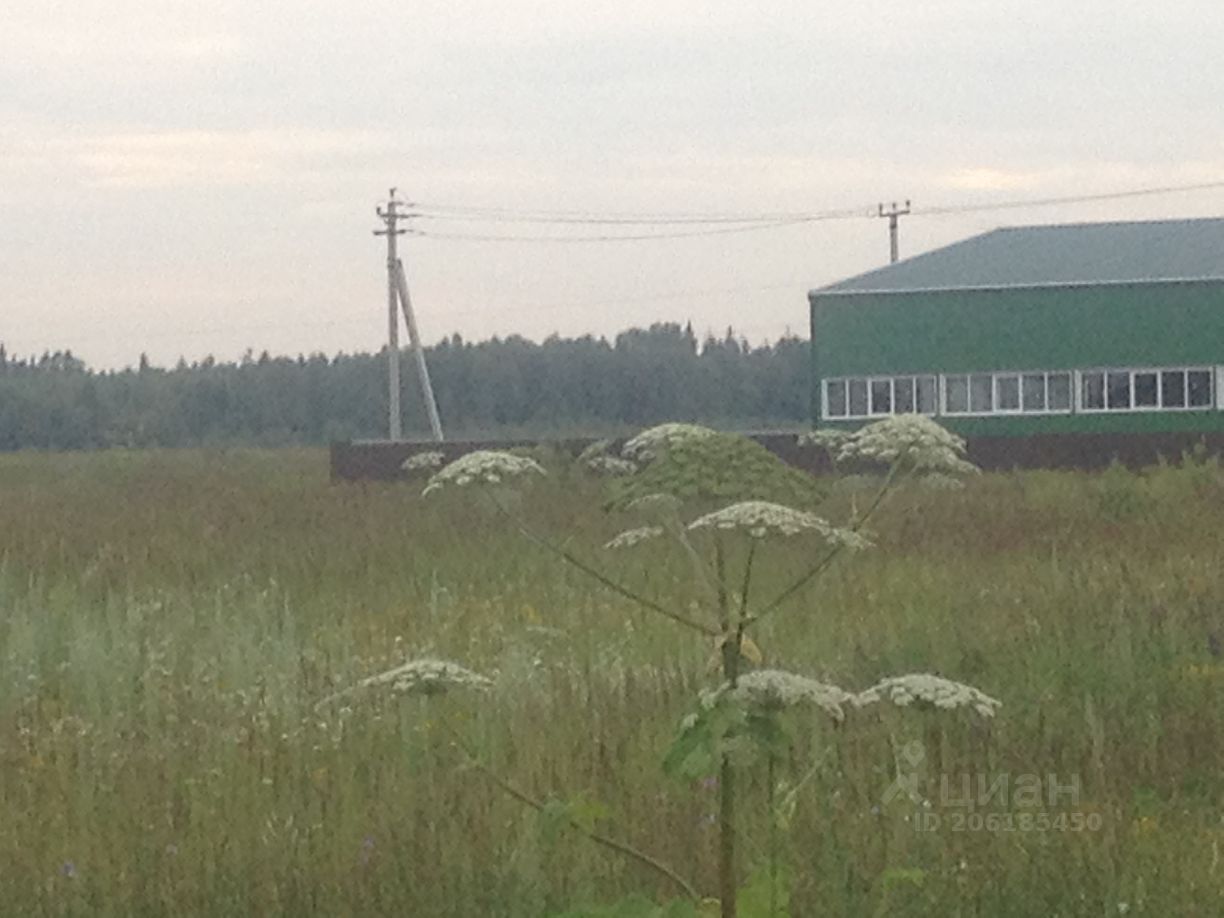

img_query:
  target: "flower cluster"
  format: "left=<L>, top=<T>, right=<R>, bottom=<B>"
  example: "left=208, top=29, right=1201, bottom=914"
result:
left=704, top=669, right=855, bottom=722
left=422, top=450, right=546, bottom=495
left=797, top=428, right=853, bottom=456
left=357, top=658, right=494, bottom=697
left=604, top=526, right=665, bottom=550
left=621, top=423, right=718, bottom=462
left=687, top=500, right=871, bottom=549
left=856, top=673, right=1001, bottom=718
left=837, top=415, right=977, bottom=476
left=401, top=451, right=446, bottom=472
left=624, top=492, right=683, bottom=520
left=586, top=455, right=638, bottom=477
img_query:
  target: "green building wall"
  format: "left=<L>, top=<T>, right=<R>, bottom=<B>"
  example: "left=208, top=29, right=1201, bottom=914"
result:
left=809, top=280, right=1224, bottom=437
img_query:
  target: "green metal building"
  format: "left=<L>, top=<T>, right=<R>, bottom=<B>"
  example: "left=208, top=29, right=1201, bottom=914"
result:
left=809, top=217, right=1224, bottom=443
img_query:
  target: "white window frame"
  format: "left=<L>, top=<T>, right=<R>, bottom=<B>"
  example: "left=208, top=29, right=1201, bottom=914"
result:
left=915, top=375, right=939, bottom=415
left=993, top=373, right=1023, bottom=415
left=941, top=373, right=974, bottom=416
left=868, top=376, right=894, bottom=416
left=823, top=377, right=848, bottom=419
left=822, top=375, right=939, bottom=420
left=1039, top=370, right=1074, bottom=414
left=1217, top=367, right=1224, bottom=411
left=1186, top=367, right=1215, bottom=409
left=1077, top=366, right=1216, bottom=414
left=940, top=370, right=1074, bottom=418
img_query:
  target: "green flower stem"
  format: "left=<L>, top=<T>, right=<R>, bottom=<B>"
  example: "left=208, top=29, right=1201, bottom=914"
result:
left=673, top=523, right=724, bottom=613
left=737, top=541, right=756, bottom=625
left=748, top=462, right=903, bottom=628
left=486, top=491, right=718, bottom=636
left=717, top=595, right=743, bottom=918
left=444, top=725, right=700, bottom=902
left=767, top=753, right=779, bottom=918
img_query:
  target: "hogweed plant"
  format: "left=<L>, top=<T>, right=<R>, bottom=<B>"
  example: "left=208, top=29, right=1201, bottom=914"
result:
left=334, top=417, right=996, bottom=918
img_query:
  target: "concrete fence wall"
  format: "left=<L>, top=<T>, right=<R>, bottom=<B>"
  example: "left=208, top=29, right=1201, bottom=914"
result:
left=330, top=430, right=1224, bottom=482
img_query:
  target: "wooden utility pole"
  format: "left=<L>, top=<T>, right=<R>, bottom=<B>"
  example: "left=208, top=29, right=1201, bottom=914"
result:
left=375, top=189, right=406, bottom=440
left=877, top=200, right=911, bottom=264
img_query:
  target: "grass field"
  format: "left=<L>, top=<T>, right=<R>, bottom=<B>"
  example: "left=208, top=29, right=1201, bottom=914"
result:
left=1, top=446, right=1222, bottom=916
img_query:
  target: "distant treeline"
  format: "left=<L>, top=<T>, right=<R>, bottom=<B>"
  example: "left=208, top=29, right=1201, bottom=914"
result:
left=0, top=324, right=812, bottom=450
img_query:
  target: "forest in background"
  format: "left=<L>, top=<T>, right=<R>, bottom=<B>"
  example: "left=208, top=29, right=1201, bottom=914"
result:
left=0, top=323, right=811, bottom=450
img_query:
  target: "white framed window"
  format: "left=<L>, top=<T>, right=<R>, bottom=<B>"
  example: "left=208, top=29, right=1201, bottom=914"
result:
left=828, top=367, right=1212, bottom=420
left=849, top=378, right=868, bottom=416
left=1079, top=366, right=1215, bottom=413
left=869, top=378, right=892, bottom=415
left=944, top=375, right=969, bottom=414
left=942, top=370, right=1072, bottom=416
left=1046, top=372, right=1072, bottom=412
left=995, top=374, right=1021, bottom=413
left=823, top=375, right=939, bottom=419
left=825, top=379, right=848, bottom=418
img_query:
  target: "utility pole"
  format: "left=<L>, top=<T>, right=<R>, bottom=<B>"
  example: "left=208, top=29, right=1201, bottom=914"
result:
left=375, top=189, right=405, bottom=440
left=374, top=188, right=445, bottom=443
left=877, top=200, right=911, bottom=264
left=394, top=258, right=444, bottom=441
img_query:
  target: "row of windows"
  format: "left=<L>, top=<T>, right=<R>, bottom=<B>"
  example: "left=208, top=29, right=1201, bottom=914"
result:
left=944, top=371, right=1071, bottom=415
left=1079, top=368, right=1212, bottom=412
left=824, top=366, right=1218, bottom=419
left=825, top=376, right=938, bottom=419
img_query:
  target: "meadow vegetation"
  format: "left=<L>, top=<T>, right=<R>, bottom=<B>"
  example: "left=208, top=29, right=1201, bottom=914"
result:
left=1, top=445, right=1222, bottom=915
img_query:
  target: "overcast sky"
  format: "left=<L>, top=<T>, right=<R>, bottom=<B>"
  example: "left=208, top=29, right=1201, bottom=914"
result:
left=3, top=0, right=1223, bottom=369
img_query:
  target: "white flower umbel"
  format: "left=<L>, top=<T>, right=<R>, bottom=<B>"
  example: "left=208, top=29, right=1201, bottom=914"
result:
left=402, top=451, right=446, bottom=472
left=856, top=673, right=1001, bottom=718
left=687, top=500, right=871, bottom=550
left=316, top=658, right=493, bottom=708
left=576, top=439, right=614, bottom=463
left=621, top=423, right=718, bottom=462
left=604, top=526, right=665, bottom=550
left=358, top=658, right=494, bottom=696
left=838, top=415, right=977, bottom=476
left=422, top=450, right=546, bottom=496
left=797, top=429, right=852, bottom=454
left=586, top=455, right=638, bottom=477
left=705, top=669, right=855, bottom=723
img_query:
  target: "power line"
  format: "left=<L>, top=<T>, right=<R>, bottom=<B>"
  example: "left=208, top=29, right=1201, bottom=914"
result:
left=404, top=178, right=1224, bottom=242
left=410, top=204, right=874, bottom=226
left=406, top=215, right=853, bottom=243
left=912, top=179, right=1224, bottom=217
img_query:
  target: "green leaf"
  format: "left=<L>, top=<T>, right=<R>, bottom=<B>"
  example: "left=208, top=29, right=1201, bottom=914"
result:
left=566, top=790, right=611, bottom=835
left=880, top=866, right=926, bottom=890
left=663, top=710, right=718, bottom=780
left=538, top=797, right=570, bottom=846
left=737, top=864, right=792, bottom=917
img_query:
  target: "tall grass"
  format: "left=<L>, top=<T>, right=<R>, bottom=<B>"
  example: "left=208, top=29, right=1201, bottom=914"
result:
left=1, top=448, right=1222, bottom=915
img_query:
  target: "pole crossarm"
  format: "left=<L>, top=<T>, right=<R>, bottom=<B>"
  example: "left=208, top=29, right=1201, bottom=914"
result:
left=876, top=199, right=911, bottom=264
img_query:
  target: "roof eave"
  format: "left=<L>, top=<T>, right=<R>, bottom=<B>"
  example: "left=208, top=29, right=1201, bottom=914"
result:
left=808, top=275, right=1224, bottom=299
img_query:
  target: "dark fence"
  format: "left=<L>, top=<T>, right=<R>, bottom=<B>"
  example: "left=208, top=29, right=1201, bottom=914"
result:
left=331, top=430, right=1224, bottom=482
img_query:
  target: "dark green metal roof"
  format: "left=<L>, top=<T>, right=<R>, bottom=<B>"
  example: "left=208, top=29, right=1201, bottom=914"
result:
left=814, top=217, right=1224, bottom=296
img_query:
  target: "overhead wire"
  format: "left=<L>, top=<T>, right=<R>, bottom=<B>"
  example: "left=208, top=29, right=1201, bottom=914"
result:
left=405, top=217, right=822, bottom=243
left=912, top=179, right=1224, bottom=217
left=408, top=203, right=875, bottom=225
left=405, top=178, right=1224, bottom=242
